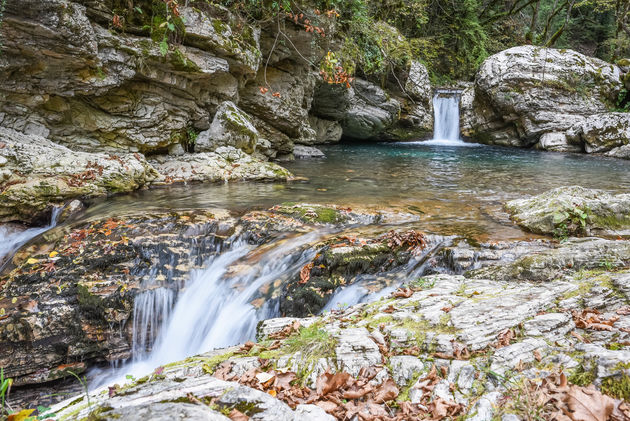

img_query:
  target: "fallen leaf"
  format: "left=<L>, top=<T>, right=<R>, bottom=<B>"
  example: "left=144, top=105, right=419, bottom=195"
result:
left=566, top=385, right=615, bottom=421
left=316, top=371, right=350, bottom=395
left=8, top=409, right=36, bottom=421
left=228, top=409, right=249, bottom=421
left=373, top=378, right=399, bottom=403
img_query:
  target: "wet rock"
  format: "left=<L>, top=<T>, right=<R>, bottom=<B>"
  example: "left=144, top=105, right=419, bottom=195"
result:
left=342, top=79, right=401, bottom=140
left=405, top=61, right=432, bottom=105
left=506, top=186, right=630, bottom=236
left=536, top=132, right=582, bottom=153
left=467, top=46, right=622, bottom=148
left=335, top=328, right=382, bottom=377
left=470, top=237, right=630, bottom=282
left=149, top=147, right=292, bottom=184
left=389, top=356, right=425, bottom=386
left=292, top=145, right=325, bottom=159
left=106, top=402, right=231, bottom=421
left=0, top=210, right=233, bottom=387
left=0, top=127, right=157, bottom=223
left=293, top=404, right=336, bottom=421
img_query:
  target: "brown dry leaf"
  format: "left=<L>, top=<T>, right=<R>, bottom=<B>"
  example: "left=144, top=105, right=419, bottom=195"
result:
left=315, top=400, right=338, bottom=413
left=213, top=361, right=234, bottom=380
left=274, top=372, right=297, bottom=391
left=571, top=331, right=588, bottom=343
left=565, top=385, right=615, bottom=421
left=373, top=378, right=399, bottom=403
left=299, top=262, right=314, bottom=284
left=616, top=306, right=630, bottom=316
left=228, top=409, right=249, bottom=421
left=495, top=328, right=515, bottom=348
left=392, top=287, right=413, bottom=298
left=534, top=349, right=543, bottom=362
left=316, top=371, right=350, bottom=395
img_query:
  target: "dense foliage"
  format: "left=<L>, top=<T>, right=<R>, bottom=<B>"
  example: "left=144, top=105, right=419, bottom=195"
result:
left=107, top=0, right=630, bottom=83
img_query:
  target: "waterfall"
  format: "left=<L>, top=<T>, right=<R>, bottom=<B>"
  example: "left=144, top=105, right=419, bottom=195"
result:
left=419, top=90, right=473, bottom=146
left=106, top=231, right=326, bottom=381
left=433, top=91, right=461, bottom=141
left=0, top=207, right=62, bottom=270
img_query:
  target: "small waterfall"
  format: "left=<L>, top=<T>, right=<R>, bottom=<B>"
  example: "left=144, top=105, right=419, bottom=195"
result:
left=108, top=231, right=326, bottom=380
left=131, top=287, right=175, bottom=361
left=420, top=90, right=473, bottom=146
left=432, top=91, right=461, bottom=141
left=0, top=207, right=62, bottom=269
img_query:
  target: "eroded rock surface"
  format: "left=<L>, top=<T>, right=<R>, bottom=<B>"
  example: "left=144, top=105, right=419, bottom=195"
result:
left=0, top=128, right=158, bottom=223
left=466, top=46, right=624, bottom=153
left=49, top=268, right=630, bottom=420
left=506, top=186, right=630, bottom=237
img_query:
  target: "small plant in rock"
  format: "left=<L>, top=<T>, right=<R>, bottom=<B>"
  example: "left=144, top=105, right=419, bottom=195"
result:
left=552, top=204, right=590, bottom=240
left=599, top=258, right=615, bottom=271
left=410, top=277, right=435, bottom=290
left=1, top=368, right=12, bottom=416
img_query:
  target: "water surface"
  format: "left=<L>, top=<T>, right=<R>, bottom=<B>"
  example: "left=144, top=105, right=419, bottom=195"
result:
left=82, top=142, right=630, bottom=241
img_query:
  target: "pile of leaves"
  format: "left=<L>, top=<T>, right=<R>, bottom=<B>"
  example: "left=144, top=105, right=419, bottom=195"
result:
left=381, top=230, right=427, bottom=253
left=211, top=357, right=467, bottom=420
left=499, top=372, right=630, bottom=421
left=572, top=308, right=622, bottom=332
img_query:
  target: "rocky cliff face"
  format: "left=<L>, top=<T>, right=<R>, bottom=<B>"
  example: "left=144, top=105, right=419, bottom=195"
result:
left=462, top=45, right=630, bottom=158
left=0, top=0, right=435, bottom=223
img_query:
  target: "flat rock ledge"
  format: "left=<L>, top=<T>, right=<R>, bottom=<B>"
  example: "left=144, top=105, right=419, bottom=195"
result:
left=0, top=128, right=291, bottom=223
left=506, top=186, right=630, bottom=237
left=50, top=268, right=630, bottom=420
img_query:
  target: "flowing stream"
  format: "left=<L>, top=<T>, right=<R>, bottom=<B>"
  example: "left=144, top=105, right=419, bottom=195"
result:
left=0, top=208, right=61, bottom=270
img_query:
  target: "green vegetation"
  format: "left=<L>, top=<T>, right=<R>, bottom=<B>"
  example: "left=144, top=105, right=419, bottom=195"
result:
left=101, top=0, right=630, bottom=83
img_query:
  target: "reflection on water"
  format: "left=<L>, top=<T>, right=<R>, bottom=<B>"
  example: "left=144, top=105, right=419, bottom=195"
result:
left=83, top=143, right=630, bottom=241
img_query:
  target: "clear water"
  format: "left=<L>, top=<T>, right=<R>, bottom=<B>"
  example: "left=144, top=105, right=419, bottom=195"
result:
left=81, top=143, right=630, bottom=242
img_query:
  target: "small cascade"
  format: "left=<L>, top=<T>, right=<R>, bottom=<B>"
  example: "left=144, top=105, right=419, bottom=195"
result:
left=111, top=231, right=326, bottom=380
left=433, top=90, right=461, bottom=141
left=131, top=287, right=175, bottom=360
left=322, top=234, right=453, bottom=311
left=0, top=207, right=62, bottom=269
left=421, top=89, right=473, bottom=146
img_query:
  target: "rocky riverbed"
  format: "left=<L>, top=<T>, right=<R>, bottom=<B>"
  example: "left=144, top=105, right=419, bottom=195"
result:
left=1, top=187, right=629, bottom=420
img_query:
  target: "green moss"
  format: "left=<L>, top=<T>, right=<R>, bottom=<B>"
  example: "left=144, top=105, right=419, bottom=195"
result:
left=169, top=49, right=201, bottom=73
left=601, top=374, right=630, bottom=401
left=568, top=362, right=596, bottom=387
left=77, top=284, right=105, bottom=318
left=276, top=204, right=347, bottom=224
left=199, top=351, right=237, bottom=375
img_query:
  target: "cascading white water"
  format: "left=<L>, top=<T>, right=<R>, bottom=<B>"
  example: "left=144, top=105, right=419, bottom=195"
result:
left=0, top=207, right=61, bottom=269
left=111, top=231, right=326, bottom=380
left=432, top=92, right=461, bottom=142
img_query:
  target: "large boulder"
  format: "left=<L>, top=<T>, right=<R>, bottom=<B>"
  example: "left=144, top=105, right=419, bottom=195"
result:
left=341, top=79, right=401, bottom=140
left=196, top=101, right=260, bottom=154
left=467, top=46, right=622, bottom=147
left=506, top=186, right=630, bottom=237
left=0, top=128, right=157, bottom=223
